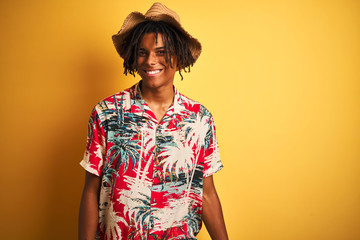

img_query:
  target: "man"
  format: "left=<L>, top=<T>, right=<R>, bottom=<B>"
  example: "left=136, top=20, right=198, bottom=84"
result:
left=79, top=3, right=228, bottom=239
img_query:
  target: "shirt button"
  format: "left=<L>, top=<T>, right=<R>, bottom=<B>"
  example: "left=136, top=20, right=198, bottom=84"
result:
left=152, top=199, right=156, bottom=203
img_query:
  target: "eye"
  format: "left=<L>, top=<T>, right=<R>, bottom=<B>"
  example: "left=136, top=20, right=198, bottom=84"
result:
left=157, top=50, right=166, bottom=56
left=138, top=51, right=147, bottom=57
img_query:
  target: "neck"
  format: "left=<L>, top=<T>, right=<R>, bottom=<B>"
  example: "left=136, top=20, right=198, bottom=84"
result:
left=140, top=81, right=174, bottom=107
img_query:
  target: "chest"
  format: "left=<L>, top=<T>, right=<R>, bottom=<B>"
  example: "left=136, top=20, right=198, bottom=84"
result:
left=104, top=110, right=208, bottom=177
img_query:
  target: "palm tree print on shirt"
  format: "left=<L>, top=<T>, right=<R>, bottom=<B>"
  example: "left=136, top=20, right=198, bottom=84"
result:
left=80, top=82, right=223, bottom=239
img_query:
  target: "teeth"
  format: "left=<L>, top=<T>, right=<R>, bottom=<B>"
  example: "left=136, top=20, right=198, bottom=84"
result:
left=146, top=70, right=160, bottom=74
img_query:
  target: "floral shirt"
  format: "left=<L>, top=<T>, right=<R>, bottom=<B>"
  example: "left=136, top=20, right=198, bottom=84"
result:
left=80, top=82, right=223, bottom=240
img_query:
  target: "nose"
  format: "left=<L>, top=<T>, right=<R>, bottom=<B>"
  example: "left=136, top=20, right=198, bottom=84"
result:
left=146, top=52, right=157, bottom=66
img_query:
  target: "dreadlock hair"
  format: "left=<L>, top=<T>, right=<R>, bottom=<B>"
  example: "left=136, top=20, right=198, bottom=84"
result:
left=121, top=20, right=195, bottom=80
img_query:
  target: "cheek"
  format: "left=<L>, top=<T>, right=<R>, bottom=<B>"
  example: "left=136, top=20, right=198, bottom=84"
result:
left=158, top=57, right=168, bottom=66
left=136, top=57, right=144, bottom=67
left=163, top=58, right=177, bottom=69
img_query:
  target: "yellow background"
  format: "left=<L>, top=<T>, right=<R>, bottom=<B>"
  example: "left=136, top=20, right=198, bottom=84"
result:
left=1, top=0, right=359, bottom=239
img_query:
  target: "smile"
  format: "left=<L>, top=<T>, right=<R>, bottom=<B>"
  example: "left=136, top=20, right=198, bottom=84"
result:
left=144, top=69, right=162, bottom=75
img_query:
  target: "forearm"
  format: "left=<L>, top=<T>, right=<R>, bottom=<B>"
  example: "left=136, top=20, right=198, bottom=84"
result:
left=79, top=191, right=98, bottom=239
left=202, top=176, right=228, bottom=240
left=78, top=172, right=101, bottom=240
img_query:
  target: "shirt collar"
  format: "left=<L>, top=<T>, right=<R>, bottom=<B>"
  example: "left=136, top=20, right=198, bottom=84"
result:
left=126, top=81, right=184, bottom=121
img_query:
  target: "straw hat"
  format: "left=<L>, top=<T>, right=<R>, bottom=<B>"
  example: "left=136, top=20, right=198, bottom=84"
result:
left=112, top=2, right=202, bottom=62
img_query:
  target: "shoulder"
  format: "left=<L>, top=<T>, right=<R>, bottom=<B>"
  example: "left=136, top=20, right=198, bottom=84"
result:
left=178, top=92, right=214, bottom=119
left=89, top=85, right=134, bottom=124
left=93, top=86, right=133, bottom=113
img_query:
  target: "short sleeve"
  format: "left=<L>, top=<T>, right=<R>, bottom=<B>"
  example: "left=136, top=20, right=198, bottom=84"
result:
left=80, top=106, right=106, bottom=176
left=203, top=114, right=223, bottom=178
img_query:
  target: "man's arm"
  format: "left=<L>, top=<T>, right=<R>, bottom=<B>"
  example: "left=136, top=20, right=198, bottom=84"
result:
left=203, top=175, right=229, bottom=240
left=78, top=171, right=101, bottom=240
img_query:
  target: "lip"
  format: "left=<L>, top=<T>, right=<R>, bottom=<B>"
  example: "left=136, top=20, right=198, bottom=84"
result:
left=143, top=69, right=163, bottom=76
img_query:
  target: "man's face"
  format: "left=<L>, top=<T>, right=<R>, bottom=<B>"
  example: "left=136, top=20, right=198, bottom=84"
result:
left=136, top=33, right=177, bottom=91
